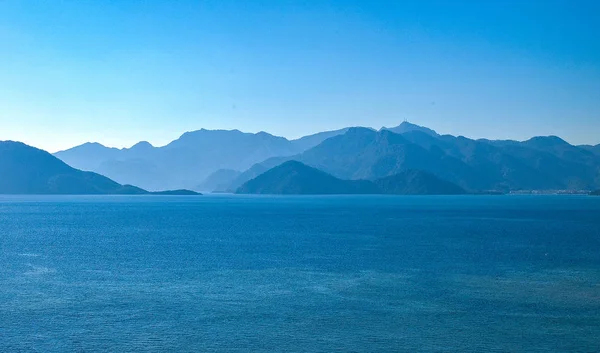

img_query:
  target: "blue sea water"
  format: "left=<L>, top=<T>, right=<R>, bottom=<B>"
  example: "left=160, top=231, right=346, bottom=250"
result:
left=0, top=195, right=599, bottom=352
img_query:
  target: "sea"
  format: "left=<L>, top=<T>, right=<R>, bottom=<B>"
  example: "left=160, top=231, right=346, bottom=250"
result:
left=0, top=195, right=599, bottom=352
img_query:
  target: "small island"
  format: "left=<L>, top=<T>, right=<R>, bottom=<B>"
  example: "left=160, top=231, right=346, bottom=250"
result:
left=150, top=189, right=201, bottom=196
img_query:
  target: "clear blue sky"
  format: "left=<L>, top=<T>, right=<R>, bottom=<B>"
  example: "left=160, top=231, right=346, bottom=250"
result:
left=1, top=0, right=599, bottom=151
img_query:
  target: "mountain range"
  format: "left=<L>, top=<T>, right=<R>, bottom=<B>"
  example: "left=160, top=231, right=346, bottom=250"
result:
left=0, top=141, right=199, bottom=195
left=236, top=160, right=466, bottom=195
left=52, top=121, right=600, bottom=193
left=55, top=128, right=351, bottom=191
left=220, top=123, right=600, bottom=193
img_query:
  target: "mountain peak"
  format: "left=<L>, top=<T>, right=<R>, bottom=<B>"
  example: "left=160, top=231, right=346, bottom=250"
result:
left=54, top=141, right=116, bottom=155
left=525, top=135, right=569, bottom=146
left=236, top=160, right=379, bottom=195
left=344, top=126, right=378, bottom=136
left=70, top=142, right=111, bottom=150
left=129, top=141, right=154, bottom=150
left=256, top=131, right=283, bottom=140
left=382, top=121, right=439, bottom=137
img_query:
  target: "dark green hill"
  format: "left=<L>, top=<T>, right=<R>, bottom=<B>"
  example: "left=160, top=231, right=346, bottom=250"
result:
left=0, top=141, right=163, bottom=195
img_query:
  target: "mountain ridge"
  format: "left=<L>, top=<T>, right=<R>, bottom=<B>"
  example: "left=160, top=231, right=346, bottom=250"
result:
left=0, top=141, right=200, bottom=195
left=236, top=161, right=379, bottom=195
left=53, top=123, right=600, bottom=193
left=382, top=121, right=439, bottom=137
left=55, top=127, right=356, bottom=191
left=222, top=127, right=600, bottom=193
left=236, top=160, right=466, bottom=195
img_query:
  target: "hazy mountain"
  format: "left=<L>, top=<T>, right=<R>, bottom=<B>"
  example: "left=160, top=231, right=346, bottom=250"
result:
left=55, top=129, right=303, bottom=191
left=227, top=125, right=600, bottom=192
left=578, top=144, right=600, bottom=156
left=298, top=128, right=479, bottom=184
left=54, top=127, right=365, bottom=192
left=591, top=190, right=600, bottom=196
left=476, top=136, right=600, bottom=190
left=197, top=169, right=241, bottom=192
left=55, top=142, right=121, bottom=171
left=95, top=159, right=168, bottom=192
left=374, top=170, right=466, bottom=195
left=0, top=141, right=202, bottom=195
left=382, top=121, right=439, bottom=137
left=0, top=141, right=147, bottom=194
left=402, top=132, right=569, bottom=190
left=236, top=161, right=465, bottom=195
left=222, top=156, right=290, bottom=192
left=236, top=161, right=379, bottom=195
left=522, top=136, right=597, bottom=162
left=55, top=123, right=600, bottom=193
left=231, top=128, right=481, bottom=190
left=290, top=128, right=351, bottom=151
left=126, top=141, right=155, bottom=158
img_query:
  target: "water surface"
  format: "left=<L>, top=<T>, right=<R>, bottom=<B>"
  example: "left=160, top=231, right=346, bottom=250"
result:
left=1, top=195, right=599, bottom=352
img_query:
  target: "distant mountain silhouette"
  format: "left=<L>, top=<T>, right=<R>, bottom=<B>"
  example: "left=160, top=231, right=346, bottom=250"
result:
left=223, top=157, right=289, bottom=192
left=0, top=141, right=200, bottom=195
left=54, top=122, right=600, bottom=193
left=290, top=128, right=351, bottom=151
left=236, top=161, right=379, bottom=195
left=477, top=136, right=600, bottom=190
left=225, top=125, right=600, bottom=192
left=591, top=190, right=600, bottom=196
left=382, top=121, right=439, bottom=136
left=0, top=141, right=147, bottom=194
left=579, top=144, right=600, bottom=156
left=522, top=136, right=591, bottom=160
left=55, top=128, right=350, bottom=191
left=227, top=128, right=481, bottom=191
left=197, top=169, right=241, bottom=192
left=236, top=161, right=465, bottom=195
left=374, top=170, right=466, bottom=195
left=56, top=142, right=121, bottom=171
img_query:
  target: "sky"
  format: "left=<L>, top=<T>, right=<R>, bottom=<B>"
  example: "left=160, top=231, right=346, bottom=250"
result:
left=0, top=0, right=599, bottom=152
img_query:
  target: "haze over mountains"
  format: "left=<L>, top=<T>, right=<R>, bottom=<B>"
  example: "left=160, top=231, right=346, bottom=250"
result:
left=0, top=141, right=200, bottom=195
left=53, top=122, right=600, bottom=193
left=221, top=123, right=600, bottom=193
left=0, top=141, right=147, bottom=194
left=55, top=128, right=349, bottom=191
